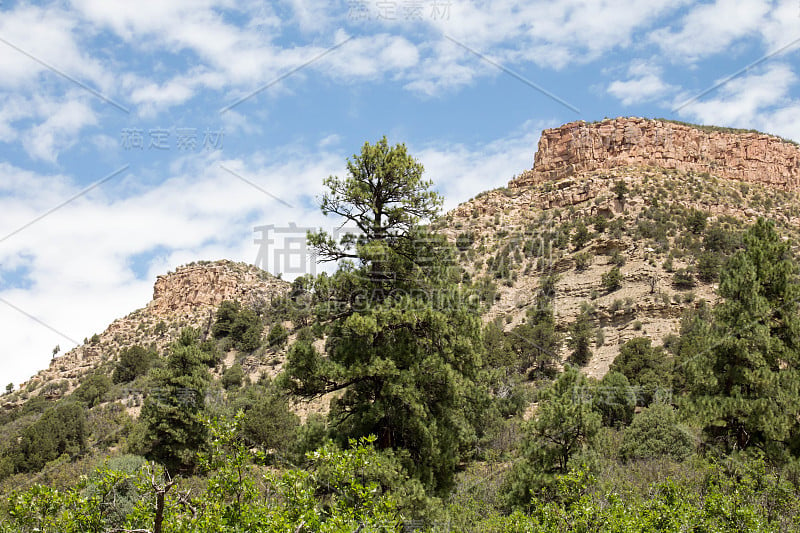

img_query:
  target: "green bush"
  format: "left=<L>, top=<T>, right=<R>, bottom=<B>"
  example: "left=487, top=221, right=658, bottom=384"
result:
left=12, top=401, right=88, bottom=473
left=610, top=337, right=672, bottom=406
left=620, top=403, right=695, bottom=461
left=696, top=252, right=720, bottom=282
left=112, top=345, right=155, bottom=384
left=72, top=373, right=112, bottom=407
left=240, top=390, right=300, bottom=455
left=686, top=209, right=708, bottom=234
left=594, top=371, right=636, bottom=428
left=572, top=222, right=591, bottom=250
left=613, top=180, right=629, bottom=201
left=212, top=300, right=241, bottom=339
left=222, top=363, right=245, bottom=389
left=213, top=300, right=264, bottom=352
left=456, top=232, right=475, bottom=251
left=267, top=323, right=289, bottom=348
left=601, top=266, right=623, bottom=292
left=574, top=251, right=592, bottom=271
left=567, top=309, right=593, bottom=366
left=673, top=267, right=696, bottom=289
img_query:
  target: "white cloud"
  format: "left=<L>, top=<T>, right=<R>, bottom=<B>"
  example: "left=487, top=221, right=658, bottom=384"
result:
left=608, top=62, right=676, bottom=105
left=0, top=4, right=110, bottom=91
left=650, top=0, right=771, bottom=61
left=432, top=0, right=687, bottom=68
left=23, top=97, right=98, bottom=162
left=675, top=63, right=796, bottom=128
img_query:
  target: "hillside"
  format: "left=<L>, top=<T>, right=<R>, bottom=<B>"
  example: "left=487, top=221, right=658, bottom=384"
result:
left=3, top=260, right=289, bottom=407
left=3, top=118, right=800, bottom=531
left=8, top=116, right=800, bottom=400
left=441, top=117, right=800, bottom=377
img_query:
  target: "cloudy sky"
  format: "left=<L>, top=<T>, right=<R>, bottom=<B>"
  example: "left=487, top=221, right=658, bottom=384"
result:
left=0, top=0, right=799, bottom=387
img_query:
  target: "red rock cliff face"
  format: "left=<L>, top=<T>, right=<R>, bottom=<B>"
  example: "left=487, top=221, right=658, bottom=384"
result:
left=510, top=117, right=800, bottom=189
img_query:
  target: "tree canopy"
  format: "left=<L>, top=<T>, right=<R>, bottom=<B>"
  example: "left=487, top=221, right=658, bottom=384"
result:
left=283, top=138, right=486, bottom=493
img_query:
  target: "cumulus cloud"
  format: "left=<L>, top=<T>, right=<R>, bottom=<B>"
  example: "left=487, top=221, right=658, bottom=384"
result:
left=608, top=62, right=676, bottom=105
left=650, top=0, right=771, bottom=61
left=674, top=63, right=796, bottom=129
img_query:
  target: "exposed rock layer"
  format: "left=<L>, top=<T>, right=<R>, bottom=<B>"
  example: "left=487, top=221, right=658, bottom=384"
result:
left=149, top=261, right=287, bottom=315
left=510, top=117, right=800, bottom=189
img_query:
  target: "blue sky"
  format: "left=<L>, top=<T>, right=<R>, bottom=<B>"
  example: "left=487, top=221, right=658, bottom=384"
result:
left=1, top=0, right=799, bottom=387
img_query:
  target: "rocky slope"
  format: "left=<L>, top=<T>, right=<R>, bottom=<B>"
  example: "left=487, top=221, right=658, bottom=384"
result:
left=7, top=116, right=800, bottom=403
left=443, top=117, right=800, bottom=378
left=5, top=260, right=289, bottom=406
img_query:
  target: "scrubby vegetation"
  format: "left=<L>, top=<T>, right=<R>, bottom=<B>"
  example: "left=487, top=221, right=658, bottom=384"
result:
left=3, top=139, right=800, bottom=531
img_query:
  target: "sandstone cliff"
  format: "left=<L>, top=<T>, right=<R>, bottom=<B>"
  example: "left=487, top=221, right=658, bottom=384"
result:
left=510, top=117, right=800, bottom=189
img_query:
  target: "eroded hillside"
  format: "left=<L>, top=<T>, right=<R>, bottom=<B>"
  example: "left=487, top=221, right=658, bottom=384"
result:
left=441, top=117, right=800, bottom=377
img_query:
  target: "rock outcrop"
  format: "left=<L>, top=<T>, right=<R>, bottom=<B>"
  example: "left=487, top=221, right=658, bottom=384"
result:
left=8, top=261, right=289, bottom=404
left=510, top=117, right=800, bottom=189
left=149, top=260, right=287, bottom=315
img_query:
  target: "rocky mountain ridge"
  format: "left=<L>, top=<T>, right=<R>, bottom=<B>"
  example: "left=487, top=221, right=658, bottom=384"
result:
left=7, top=116, right=800, bottom=403
left=510, top=117, right=800, bottom=189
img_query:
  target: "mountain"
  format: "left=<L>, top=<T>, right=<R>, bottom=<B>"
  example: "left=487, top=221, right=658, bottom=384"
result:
left=4, top=118, right=800, bottom=529
left=6, top=116, right=800, bottom=404
left=440, top=117, right=800, bottom=377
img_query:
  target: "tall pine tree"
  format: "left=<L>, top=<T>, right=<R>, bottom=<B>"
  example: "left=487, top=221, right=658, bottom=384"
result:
left=684, top=218, right=800, bottom=457
left=140, top=328, right=210, bottom=475
left=284, top=138, right=484, bottom=493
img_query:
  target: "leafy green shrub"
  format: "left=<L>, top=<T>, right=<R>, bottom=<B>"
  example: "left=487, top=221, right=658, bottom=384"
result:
left=593, top=371, right=635, bottom=428
left=574, top=251, right=592, bottom=271
left=12, top=401, right=88, bottom=473
left=686, top=209, right=708, bottom=234
left=592, top=215, right=609, bottom=233
left=213, top=301, right=264, bottom=352
left=620, top=403, right=695, bottom=461
left=239, top=391, right=300, bottom=456
left=267, top=323, right=289, bottom=348
left=610, top=338, right=671, bottom=406
left=72, top=373, right=112, bottom=407
left=673, top=267, right=696, bottom=289
left=609, top=249, right=626, bottom=267
left=222, top=363, right=245, bottom=389
left=112, top=345, right=155, bottom=384
left=601, top=266, right=623, bottom=292
left=613, top=180, right=629, bottom=201
left=231, top=308, right=263, bottom=352
left=212, top=300, right=240, bottom=339
left=567, top=309, right=593, bottom=366
left=696, top=252, right=720, bottom=282
left=572, top=222, right=591, bottom=250
left=456, top=232, right=475, bottom=251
